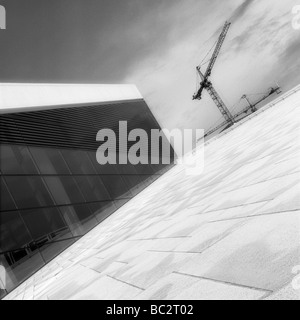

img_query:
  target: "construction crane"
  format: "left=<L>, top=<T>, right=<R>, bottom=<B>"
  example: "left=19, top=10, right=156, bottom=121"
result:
left=241, top=86, right=281, bottom=113
left=203, top=85, right=281, bottom=138
left=193, top=21, right=235, bottom=125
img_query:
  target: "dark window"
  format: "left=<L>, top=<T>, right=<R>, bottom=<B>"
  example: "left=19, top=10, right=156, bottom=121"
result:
left=100, top=175, right=132, bottom=199
left=0, top=178, right=17, bottom=211
left=61, top=149, right=97, bottom=175
left=21, top=207, right=71, bottom=242
left=122, top=175, right=144, bottom=196
left=0, top=145, right=38, bottom=175
left=4, top=176, right=54, bottom=210
left=135, top=163, right=155, bottom=175
left=138, top=174, right=156, bottom=186
left=29, top=147, right=71, bottom=175
left=0, top=211, right=32, bottom=253
left=21, top=207, right=75, bottom=263
left=118, top=163, right=138, bottom=175
left=87, top=151, right=120, bottom=175
left=89, top=201, right=116, bottom=223
left=44, top=177, right=85, bottom=205
left=38, top=238, right=76, bottom=263
left=59, top=204, right=98, bottom=236
left=75, top=176, right=111, bottom=202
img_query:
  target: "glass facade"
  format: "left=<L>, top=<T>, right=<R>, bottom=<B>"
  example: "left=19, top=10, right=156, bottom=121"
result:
left=0, top=100, right=174, bottom=299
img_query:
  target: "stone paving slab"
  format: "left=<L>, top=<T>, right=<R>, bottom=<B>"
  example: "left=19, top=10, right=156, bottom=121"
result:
left=175, top=211, right=300, bottom=292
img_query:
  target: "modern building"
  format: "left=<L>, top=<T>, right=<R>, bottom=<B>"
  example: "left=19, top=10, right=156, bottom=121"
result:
left=0, top=83, right=174, bottom=299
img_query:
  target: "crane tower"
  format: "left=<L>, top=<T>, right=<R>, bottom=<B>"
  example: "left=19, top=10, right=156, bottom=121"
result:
left=193, top=21, right=235, bottom=125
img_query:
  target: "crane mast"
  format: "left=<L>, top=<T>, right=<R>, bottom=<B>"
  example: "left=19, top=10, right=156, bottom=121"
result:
left=193, top=21, right=234, bottom=125
left=196, top=68, right=235, bottom=124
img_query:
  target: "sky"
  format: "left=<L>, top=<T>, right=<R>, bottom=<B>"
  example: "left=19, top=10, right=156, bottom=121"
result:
left=0, top=0, right=299, bottom=132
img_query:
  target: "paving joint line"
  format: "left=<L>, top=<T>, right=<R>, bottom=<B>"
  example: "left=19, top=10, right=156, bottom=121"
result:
left=147, top=250, right=200, bottom=254
left=127, top=236, right=192, bottom=241
left=203, top=200, right=273, bottom=214
left=173, top=271, right=273, bottom=293
left=225, top=171, right=300, bottom=193
left=106, top=275, right=145, bottom=291
left=208, top=209, right=300, bottom=223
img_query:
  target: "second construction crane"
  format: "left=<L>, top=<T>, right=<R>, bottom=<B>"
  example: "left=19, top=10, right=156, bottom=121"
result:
left=193, top=21, right=235, bottom=125
left=203, top=86, right=281, bottom=138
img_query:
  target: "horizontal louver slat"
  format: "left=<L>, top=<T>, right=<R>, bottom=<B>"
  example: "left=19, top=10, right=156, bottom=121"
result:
left=0, top=101, right=161, bottom=153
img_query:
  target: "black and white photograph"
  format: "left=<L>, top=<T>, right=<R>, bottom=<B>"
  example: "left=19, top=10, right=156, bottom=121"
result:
left=0, top=0, right=299, bottom=303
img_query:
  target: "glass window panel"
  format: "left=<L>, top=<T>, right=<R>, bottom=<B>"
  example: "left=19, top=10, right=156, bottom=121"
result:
left=21, top=208, right=74, bottom=264
left=61, top=149, right=97, bottom=174
left=21, top=208, right=71, bottom=242
left=44, top=176, right=85, bottom=205
left=75, top=176, right=111, bottom=202
left=4, top=176, right=54, bottom=209
left=88, top=201, right=116, bottom=223
left=0, top=178, right=17, bottom=211
left=59, top=204, right=98, bottom=237
left=87, top=151, right=120, bottom=175
left=29, top=147, right=70, bottom=175
left=118, top=163, right=138, bottom=175
left=0, top=211, right=32, bottom=253
left=100, top=175, right=132, bottom=200
left=135, top=163, right=155, bottom=175
left=0, top=145, right=38, bottom=175
left=122, top=175, right=144, bottom=197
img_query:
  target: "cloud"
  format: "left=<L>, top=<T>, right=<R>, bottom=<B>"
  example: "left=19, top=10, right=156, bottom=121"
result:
left=0, top=0, right=186, bottom=83
left=206, top=0, right=256, bottom=47
left=229, top=0, right=255, bottom=22
left=275, top=38, right=300, bottom=89
left=229, top=16, right=264, bottom=52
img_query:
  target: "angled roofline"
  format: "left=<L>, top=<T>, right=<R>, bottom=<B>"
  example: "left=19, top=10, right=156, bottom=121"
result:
left=0, top=83, right=143, bottom=114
